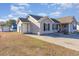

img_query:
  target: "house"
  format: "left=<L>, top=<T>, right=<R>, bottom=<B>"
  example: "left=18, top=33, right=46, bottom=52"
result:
left=55, top=16, right=77, bottom=34
left=17, top=14, right=77, bottom=35
left=0, top=21, right=10, bottom=32
left=2, top=26, right=10, bottom=32
left=11, top=23, right=17, bottom=31
left=77, top=22, right=79, bottom=31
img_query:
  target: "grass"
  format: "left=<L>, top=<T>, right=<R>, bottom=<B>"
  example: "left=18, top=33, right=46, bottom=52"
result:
left=0, top=32, right=78, bottom=56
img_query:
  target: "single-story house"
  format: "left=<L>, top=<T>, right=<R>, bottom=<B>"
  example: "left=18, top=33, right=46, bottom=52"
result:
left=2, top=26, right=10, bottom=32
left=0, top=21, right=10, bottom=32
left=0, top=26, right=10, bottom=32
left=17, top=14, right=77, bottom=35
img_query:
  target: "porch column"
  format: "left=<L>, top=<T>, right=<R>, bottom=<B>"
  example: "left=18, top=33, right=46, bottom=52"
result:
left=50, top=23, right=52, bottom=32
left=58, top=24, right=60, bottom=31
left=68, top=24, right=71, bottom=33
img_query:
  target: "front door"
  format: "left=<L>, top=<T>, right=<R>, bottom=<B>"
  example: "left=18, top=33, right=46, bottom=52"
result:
left=58, top=24, right=63, bottom=32
left=58, top=24, right=68, bottom=33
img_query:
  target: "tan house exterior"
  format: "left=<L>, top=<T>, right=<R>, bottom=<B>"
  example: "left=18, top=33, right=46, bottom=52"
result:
left=17, top=14, right=77, bottom=35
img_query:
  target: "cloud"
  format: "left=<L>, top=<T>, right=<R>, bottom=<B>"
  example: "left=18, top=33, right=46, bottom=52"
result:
left=10, top=11, right=28, bottom=18
left=16, top=3, right=30, bottom=9
left=40, top=3, right=56, bottom=8
left=17, top=12, right=27, bottom=15
left=11, top=5, right=19, bottom=11
left=40, top=3, right=51, bottom=8
left=74, top=4, right=79, bottom=8
left=2, top=14, right=18, bottom=21
left=10, top=5, right=26, bottom=18
left=10, top=4, right=32, bottom=18
left=11, top=5, right=25, bottom=12
left=17, top=3, right=30, bottom=6
left=50, top=11, right=61, bottom=16
left=50, top=4, right=57, bottom=6
left=38, top=13, right=47, bottom=16
left=0, top=19, right=8, bottom=22
left=40, top=3, right=73, bottom=11
left=40, top=3, right=49, bottom=5
left=58, top=3, right=73, bottom=11
left=8, top=14, right=13, bottom=18
left=27, top=10, right=32, bottom=13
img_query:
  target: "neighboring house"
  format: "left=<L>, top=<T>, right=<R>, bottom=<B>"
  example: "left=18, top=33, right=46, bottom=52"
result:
left=0, top=21, right=10, bottom=32
left=11, top=24, right=17, bottom=31
left=2, top=26, right=10, bottom=32
left=17, top=14, right=77, bottom=35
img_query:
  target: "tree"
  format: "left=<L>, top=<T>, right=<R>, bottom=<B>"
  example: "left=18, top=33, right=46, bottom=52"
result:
left=6, top=19, right=16, bottom=27
left=5, top=19, right=16, bottom=31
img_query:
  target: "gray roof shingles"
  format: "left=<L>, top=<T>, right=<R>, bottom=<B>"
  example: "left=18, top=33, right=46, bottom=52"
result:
left=30, top=14, right=43, bottom=20
left=19, top=14, right=76, bottom=24
left=19, top=17, right=29, bottom=22
left=19, top=14, right=43, bottom=22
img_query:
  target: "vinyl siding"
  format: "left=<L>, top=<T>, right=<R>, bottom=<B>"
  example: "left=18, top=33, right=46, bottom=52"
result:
left=28, top=16, right=40, bottom=34
left=39, top=18, right=58, bottom=34
left=68, top=21, right=77, bottom=33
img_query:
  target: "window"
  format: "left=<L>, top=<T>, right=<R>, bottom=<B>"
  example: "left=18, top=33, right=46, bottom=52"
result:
left=52, top=24, right=58, bottom=30
left=56, top=24, right=58, bottom=29
left=43, top=23, right=50, bottom=31
left=48, top=24, right=50, bottom=31
left=52, top=24, right=55, bottom=30
left=73, top=25, right=76, bottom=30
left=43, top=23, right=46, bottom=31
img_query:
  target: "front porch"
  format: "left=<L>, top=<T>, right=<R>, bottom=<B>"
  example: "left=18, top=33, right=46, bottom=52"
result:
left=58, top=23, right=69, bottom=34
left=41, top=23, right=69, bottom=35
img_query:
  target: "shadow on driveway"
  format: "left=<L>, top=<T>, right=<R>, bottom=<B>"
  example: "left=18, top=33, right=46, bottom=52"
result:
left=41, top=33, right=79, bottom=39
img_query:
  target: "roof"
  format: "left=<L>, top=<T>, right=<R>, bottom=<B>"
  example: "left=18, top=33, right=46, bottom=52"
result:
left=29, top=14, right=43, bottom=20
left=56, top=16, right=76, bottom=24
left=51, top=18, right=60, bottom=23
left=18, top=14, right=43, bottom=23
left=19, top=17, right=29, bottom=22
left=18, top=15, right=76, bottom=24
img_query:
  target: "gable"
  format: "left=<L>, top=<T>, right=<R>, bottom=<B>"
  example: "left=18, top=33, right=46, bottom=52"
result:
left=38, top=16, right=55, bottom=24
left=72, top=17, right=77, bottom=23
left=19, top=17, right=29, bottom=22
left=56, top=16, right=77, bottom=24
left=17, top=19, right=22, bottom=24
left=17, top=17, right=30, bottom=24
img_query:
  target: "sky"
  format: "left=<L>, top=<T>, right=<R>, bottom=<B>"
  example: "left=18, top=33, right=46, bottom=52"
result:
left=0, top=3, right=79, bottom=21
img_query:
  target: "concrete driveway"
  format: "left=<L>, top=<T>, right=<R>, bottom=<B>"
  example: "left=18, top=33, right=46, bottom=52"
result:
left=25, top=33, right=79, bottom=51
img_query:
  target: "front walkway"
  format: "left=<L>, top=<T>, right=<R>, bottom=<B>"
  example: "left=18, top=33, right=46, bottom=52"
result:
left=25, top=33, right=79, bottom=51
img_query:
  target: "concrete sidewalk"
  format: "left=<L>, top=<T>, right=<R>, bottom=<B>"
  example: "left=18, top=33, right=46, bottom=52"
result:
left=25, top=34, right=79, bottom=51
